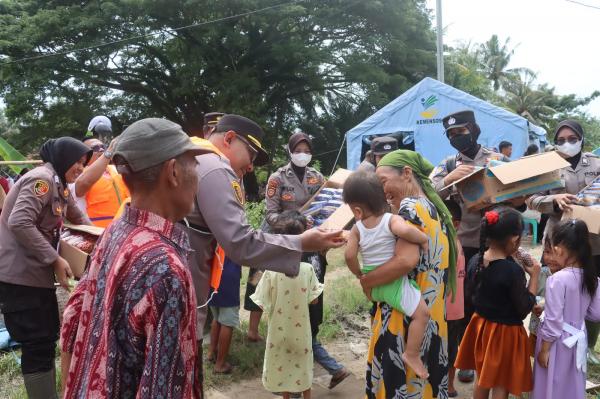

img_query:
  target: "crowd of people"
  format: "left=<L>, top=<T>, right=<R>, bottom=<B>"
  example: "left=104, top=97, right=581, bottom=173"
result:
left=0, top=107, right=600, bottom=399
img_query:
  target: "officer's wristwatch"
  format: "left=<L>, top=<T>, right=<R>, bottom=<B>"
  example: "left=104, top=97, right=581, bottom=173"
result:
left=103, top=150, right=113, bottom=160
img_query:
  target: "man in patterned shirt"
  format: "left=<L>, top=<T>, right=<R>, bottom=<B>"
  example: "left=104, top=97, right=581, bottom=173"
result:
left=60, top=118, right=211, bottom=398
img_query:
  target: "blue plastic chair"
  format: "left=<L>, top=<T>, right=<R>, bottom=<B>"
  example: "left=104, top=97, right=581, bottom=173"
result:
left=523, top=217, right=538, bottom=244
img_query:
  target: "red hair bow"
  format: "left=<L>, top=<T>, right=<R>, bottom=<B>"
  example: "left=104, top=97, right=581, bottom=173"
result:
left=485, top=211, right=499, bottom=225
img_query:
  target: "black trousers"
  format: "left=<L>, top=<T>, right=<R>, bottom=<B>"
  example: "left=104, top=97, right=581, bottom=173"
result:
left=0, top=282, right=59, bottom=374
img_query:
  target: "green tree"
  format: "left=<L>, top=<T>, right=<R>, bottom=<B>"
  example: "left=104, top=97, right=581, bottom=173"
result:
left=0, top=0, right=437, bottom=160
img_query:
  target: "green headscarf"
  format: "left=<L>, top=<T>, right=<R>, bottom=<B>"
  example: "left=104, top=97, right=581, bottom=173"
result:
left=378, top=150, right=458, bottom=299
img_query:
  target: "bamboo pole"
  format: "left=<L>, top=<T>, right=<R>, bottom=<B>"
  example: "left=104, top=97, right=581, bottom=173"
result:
left=0, top=160, right=42, bottom=165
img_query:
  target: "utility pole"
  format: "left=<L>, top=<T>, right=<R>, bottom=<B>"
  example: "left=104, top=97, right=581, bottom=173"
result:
left=436, top=0, right=444, bottom=82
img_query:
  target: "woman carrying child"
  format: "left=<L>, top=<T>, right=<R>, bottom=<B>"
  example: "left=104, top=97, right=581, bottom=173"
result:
left=343, top=171, right=431, bottom=379
left=360, top=150, right=457, bottom=398
left=251, top=211, right=324, bottom=399
left=533, top=219, right=600, bottom=399
left=456, top=207, right=539, bottom=399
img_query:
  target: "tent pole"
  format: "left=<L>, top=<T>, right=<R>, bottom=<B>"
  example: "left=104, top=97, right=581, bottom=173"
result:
left=329, top=134, right=347, bottom=176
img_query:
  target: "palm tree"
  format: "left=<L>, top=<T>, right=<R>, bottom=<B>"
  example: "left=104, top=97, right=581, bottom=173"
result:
left=502, top=69, right=557, bottom=128
left=478, top=35, right=518, bottom=91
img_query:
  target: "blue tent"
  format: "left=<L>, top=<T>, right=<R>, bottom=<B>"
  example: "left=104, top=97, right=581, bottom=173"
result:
left=345, top=77, right=546, bottom=169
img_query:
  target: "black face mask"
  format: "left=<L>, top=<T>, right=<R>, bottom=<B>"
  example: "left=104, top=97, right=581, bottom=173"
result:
left=449, top=134, right=478, bottom=158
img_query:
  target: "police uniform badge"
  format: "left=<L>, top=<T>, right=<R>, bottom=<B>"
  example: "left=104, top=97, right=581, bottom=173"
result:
left=34, top=180, right=50, bottom=197
left=267, top=179, right=278, bottom=198
left=231, top=180, right=245, bottom=205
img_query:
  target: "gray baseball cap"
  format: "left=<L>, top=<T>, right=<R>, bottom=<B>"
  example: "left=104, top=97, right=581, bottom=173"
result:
left=113, top=118, right=209, bottom=172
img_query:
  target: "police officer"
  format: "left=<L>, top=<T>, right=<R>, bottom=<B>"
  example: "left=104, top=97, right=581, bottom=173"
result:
left=527, top=119, right=600, bottom=363
left=202, top=112, right=224, bottom=139
left=357, top=136, right=399, bottom=172
left=430, top=109, right=509, bottom=383
left=265, top=132, right=324, bottom=225
left=0, top=137, right=92, bottom=399
left=184, top=114, right=344, bottom=393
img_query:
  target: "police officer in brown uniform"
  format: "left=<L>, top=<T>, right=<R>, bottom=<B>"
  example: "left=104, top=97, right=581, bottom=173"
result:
left=264, top=132, right=324, bottom=225
left=356, top=136, right=399, bottom=172
left=184, top=115, right=344, bottom=390
left=0, top=137, right=92, bottom=399
left=430, top=110, right=509, bottom=383
left=527, top=119, right=600, bottom=363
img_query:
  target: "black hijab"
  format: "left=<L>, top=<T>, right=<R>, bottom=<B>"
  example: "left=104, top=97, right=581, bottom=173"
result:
left=39, top=137, right=92, bottom=183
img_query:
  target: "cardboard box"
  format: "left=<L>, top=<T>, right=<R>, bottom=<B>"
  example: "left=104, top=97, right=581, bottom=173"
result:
left=564, top=205, right=600, bottom=234
left=300, top=168, right=354, bottom=230
left=59, top=224, right=104, bottom=278
left=444, top=152, right=570, bottom=210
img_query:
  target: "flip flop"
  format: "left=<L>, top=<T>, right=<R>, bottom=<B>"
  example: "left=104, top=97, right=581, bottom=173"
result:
left=329, top=368, right=351, bottom=389
left=448, top=390, right=458, bottom=398
left=214, top=364, right=234, bottom=374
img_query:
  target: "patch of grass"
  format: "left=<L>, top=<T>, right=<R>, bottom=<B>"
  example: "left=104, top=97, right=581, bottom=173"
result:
left=0, top=351, right=26, bottom=399
left=325, top=247, right=346, bottom=272
left=320, top=274, right=371, bottom=342
left=203, top=322, right=266, bottom=390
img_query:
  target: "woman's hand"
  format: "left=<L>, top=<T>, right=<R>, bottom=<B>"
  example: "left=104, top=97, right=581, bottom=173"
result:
left=360, top=276, right=373, bottom=301
left=537, top=348, right=550, bottom=368
left=53, top=256, right=73, bottom=292
left=553, top=193, right=578, bottom=211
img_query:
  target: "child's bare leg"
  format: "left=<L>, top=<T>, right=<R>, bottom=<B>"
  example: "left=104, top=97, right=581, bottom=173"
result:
left=282, top=393, right=290, bottom=399
left=302, top=388, right=311, bottom=399
left=401, top=298, right=430, bottom=379
left=448, top=366, right=457, bottom=394
left=490, top=386, right=509, bottom=399
left=474, top=384, right=490, bottom=399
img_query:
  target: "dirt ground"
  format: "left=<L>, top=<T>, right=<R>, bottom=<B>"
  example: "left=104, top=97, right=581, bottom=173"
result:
left=206, top=244, right=545, bottom=399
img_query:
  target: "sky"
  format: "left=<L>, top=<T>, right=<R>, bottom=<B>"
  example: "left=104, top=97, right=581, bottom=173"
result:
left=425, top=0, right=600, bottom=117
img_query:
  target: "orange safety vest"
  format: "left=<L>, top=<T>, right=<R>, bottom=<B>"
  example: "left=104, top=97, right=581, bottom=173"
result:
left=190, top=137, right=228, bottom=292
left=86, top=165, right=130, bottom=228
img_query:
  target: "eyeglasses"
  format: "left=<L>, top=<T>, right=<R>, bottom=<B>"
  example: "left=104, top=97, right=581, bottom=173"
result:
left=556, top=137, right=580, bottom=145
left=91, top=144, right=106, bottom=153
left=236, top=134, right=258, bottom=163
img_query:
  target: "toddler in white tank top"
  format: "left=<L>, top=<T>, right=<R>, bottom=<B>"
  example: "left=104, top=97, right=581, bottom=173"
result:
left=343, top=171, right=431, bottom=379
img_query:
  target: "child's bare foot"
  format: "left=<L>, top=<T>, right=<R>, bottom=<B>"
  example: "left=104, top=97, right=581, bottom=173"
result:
left=246, top=334, right=263, bottom=342
left=401, top=352, right=429, bottom=379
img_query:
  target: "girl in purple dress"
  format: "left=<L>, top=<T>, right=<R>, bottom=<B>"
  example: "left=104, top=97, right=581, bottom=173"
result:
left=533, top=219, right=600, bottom=399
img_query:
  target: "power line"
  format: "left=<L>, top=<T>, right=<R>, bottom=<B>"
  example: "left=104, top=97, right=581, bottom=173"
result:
left=0, top=0, right=301, bottom=66
left=565, top=0, right=600, bottom=10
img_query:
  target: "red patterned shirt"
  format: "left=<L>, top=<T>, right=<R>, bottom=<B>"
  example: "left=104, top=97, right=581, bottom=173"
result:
left=61, top=206, right=200, bottom=398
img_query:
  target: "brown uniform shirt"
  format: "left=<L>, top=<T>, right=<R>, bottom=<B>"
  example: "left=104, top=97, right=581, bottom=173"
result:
left=527, top=152, right=600, bottom=254
left=265, top=163, right=324, bottom=226
left=186, top=153, right=303, bottom=335
left=0, top=163, right=89, bottom=288
left=431, top=147, right=508, bottom=249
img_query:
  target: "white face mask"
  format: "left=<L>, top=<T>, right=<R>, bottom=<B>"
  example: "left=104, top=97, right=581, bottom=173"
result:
left=290, top=152, right=312, bottom=167
left=557, top=140, right=582, bottom=158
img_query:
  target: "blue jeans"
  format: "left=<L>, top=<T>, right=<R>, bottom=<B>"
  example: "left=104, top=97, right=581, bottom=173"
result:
left=312, top=338, right=343, bottom=375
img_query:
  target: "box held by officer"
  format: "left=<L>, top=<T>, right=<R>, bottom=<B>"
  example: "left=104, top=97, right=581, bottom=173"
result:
left=563, top=175, right=600, bottom=234
left=300, top=168, right=354, bottom=230
left=60, top=224, right=104, bottom=278
left=444, top=151, right=569, bottom=210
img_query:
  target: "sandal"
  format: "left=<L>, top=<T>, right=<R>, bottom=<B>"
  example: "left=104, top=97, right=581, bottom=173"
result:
left=329, top=368, right=351, bottom=389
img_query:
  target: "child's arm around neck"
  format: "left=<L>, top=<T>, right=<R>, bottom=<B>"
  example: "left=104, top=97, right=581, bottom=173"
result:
left=390, top=214, right=428, bottom=252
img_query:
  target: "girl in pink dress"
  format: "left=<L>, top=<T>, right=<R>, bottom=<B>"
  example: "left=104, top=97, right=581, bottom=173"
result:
left=533, top=219, right=600, bottom=399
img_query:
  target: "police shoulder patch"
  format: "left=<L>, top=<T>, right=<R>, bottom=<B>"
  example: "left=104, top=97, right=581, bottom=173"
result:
left=231, top=180, right=245, bottom=205
left=33, top=180, right=50, bottom=197
left=267, top=178, right=279, bottom=198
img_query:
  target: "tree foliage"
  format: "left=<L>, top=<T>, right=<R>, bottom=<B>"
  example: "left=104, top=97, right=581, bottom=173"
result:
left=0, top=0, right=437, bottom=169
